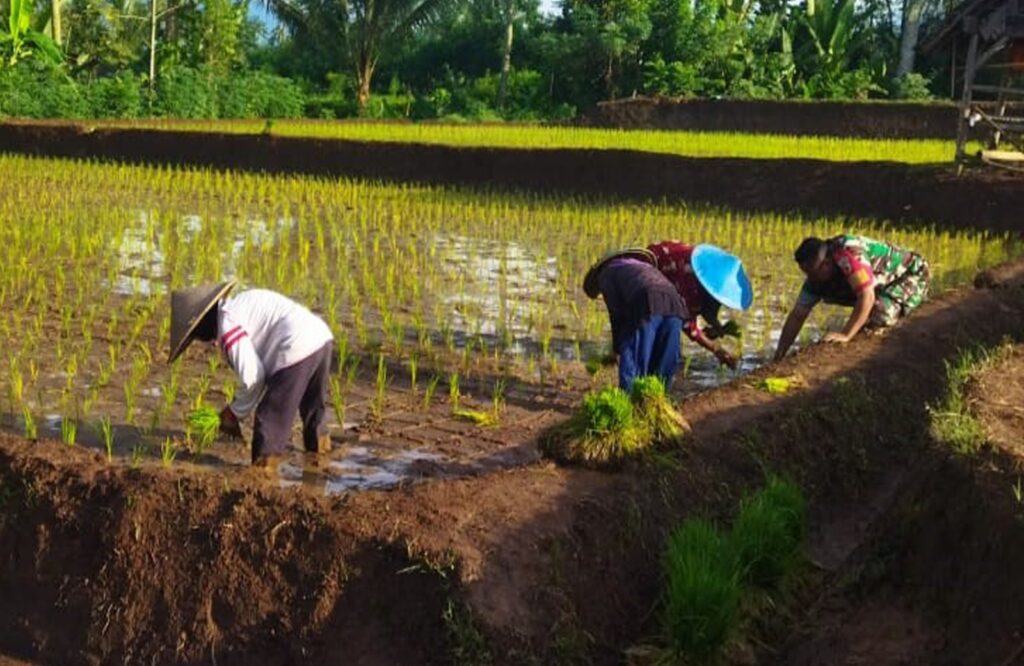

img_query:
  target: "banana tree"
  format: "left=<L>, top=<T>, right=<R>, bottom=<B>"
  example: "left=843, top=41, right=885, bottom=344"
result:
left=1, top=0, right=63, bottom=65
left=800, top=0, right=855, bottom=78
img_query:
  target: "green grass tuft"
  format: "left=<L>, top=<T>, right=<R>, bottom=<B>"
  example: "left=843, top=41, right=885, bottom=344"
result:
left=729, top=477, right=806, bottom=588
left=663, top=518, right=743, bottom=660
left=928, top=343, right=1010, bottom=455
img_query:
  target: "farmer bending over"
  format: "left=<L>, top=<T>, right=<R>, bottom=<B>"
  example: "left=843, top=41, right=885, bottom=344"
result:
left=774, top=235, right=930, bottom=360
left=584, top=249, right=689, bottom=391
left=168, top=280, right=335, bottom=469
left=648, top=240, right=754, bottom=371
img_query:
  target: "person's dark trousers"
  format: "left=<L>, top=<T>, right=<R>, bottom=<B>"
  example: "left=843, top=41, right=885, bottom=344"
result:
left=617, top=315, right=682, bottom=391
left=251, top=341, right=334, bottom=462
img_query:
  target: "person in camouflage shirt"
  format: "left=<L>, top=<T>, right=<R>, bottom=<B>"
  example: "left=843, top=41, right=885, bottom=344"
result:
left=774, top=234, right=931, bottom=360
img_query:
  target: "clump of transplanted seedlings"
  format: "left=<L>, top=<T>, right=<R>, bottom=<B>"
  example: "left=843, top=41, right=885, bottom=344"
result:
left=540, top=386, right=647, bottom=466
left=542, top=377, right=691, bottom=466
left=630, top=376, right=690, bottom=444
left=186, top=404, right=220, bottom=455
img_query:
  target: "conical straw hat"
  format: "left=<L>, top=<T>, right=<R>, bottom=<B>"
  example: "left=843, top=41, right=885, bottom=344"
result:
left=583, top=248, right=656, bottom=299
left=691, top=244, right=753, bottom=311
left=168, top=279, right=238, bottom=363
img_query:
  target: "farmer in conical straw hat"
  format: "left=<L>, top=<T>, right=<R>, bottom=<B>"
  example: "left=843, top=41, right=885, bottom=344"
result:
left=647, top=241, right=754, bottom=371
left=168, top=280, right=335, bottom=470
left=774, top=234, right=931, bottom=360
left=584, top=248, right=690, bottom=391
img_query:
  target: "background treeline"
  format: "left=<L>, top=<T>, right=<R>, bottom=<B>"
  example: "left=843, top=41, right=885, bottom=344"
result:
left=0, top=0, right=960, bottom=120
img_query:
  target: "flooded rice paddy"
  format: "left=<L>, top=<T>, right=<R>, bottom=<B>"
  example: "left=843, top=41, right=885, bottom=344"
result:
left=0, top=153, right=1019, bottom=493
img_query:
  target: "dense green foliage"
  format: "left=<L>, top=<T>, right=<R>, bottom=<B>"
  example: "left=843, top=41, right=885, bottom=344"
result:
left=663, top=478, right=807, bottom=659
left=0, top=0, right=961, bottom=120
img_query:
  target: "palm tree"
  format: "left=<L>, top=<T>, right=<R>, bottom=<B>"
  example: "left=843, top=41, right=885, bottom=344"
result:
left=268, top=0, right=455, bottom=109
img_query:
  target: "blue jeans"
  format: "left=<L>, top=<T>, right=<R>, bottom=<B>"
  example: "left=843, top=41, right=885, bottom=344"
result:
left=617, top=315, right=682, bottom=391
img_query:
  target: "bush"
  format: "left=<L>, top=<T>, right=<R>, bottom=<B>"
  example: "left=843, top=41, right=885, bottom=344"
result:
left=0, top=60, right=87, bottom=118
left=84, top=73, right=145, bottom=118
left=663, top=518, right=743, bottom=659
left=218, top=70, right=305, bottom=118
left=890, top=73, right=933, bottom=101
left=729, top=477, right=806, bottom=587
left=156, top=65, right=218, bottom=118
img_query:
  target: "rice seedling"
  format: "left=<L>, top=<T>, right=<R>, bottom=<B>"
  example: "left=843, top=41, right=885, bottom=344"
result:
left=98, top=416, right=114, bottom=462
left=491, top=378, right=506, bottom=422
left=423, top=375, right=441, bottom=410
left=160, top=438, right=177, bottom=468
left=662, top=518, right=743, bottom=660
left=330, top=375, right=347, bottom=430
left=61, top=417, right=78, bottom=447
left=22, top=407, right=37, bottom=442
left=540, top=386, right=649, bottom=466
left=370, top=354, right=388, bottom=421
left=449, top=373, right=461, bottom=412
left=728, top=477, right=807, bottom=588
left=186, top=405, right=221, bottom=455
left=408, top=354, right=419, bottom=394
left=629, top=377, right=690, bottom=444
left=131, top=443, right=145, bottom=468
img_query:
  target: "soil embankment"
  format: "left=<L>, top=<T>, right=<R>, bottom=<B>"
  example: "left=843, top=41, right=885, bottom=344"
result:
left=2, top=260, right=1024, bottom=664
left=1, top=122, right=1023, bottom=232
left=581, top=97, right=963, bottom=139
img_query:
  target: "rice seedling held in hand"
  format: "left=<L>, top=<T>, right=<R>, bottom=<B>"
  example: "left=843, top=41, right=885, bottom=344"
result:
left=662, top=518, right=743, bottom=660
left=186, top=405, right=221, bottom=455
left=630, top=376, right=690, bottom=445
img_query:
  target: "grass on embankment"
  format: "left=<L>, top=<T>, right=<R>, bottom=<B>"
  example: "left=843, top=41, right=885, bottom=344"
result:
left=41, top=118, right=967, bottom=164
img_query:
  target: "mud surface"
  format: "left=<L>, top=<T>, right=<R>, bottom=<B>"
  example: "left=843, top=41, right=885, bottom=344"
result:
left=2, top=123, right=1023, bottom=232
left=2, top=259, right=1024, bottom=665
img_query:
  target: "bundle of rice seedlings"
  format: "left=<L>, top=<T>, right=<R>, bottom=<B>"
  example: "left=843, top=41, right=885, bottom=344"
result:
left=539, top=386, right=649, bottom=466
left=663, top=518, right=743, bottom=660
left=729, top=476, right=807, bottom=588
left=186, top=405, right=221, bottom=454
left=630, top=376, right=690, bottom=444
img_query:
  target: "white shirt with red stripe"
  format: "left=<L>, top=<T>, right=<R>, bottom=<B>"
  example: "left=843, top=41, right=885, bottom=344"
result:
left=218, top=289, right=333, bottom=418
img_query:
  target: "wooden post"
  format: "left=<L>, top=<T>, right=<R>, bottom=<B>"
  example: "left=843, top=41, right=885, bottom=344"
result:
left=957, top=32, right=980, bottom=162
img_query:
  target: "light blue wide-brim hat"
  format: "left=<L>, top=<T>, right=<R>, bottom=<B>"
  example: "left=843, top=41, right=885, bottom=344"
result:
left=691, top=244, right=753, bottom=311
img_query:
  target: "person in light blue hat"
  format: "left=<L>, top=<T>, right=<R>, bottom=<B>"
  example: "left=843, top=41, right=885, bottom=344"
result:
left=584, top=248, right=689, bottom=391
left=648, top=241, right=754, bottom=370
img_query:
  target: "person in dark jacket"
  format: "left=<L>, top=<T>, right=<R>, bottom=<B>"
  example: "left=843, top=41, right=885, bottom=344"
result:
left=584, top=248, right=689, bottom=391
